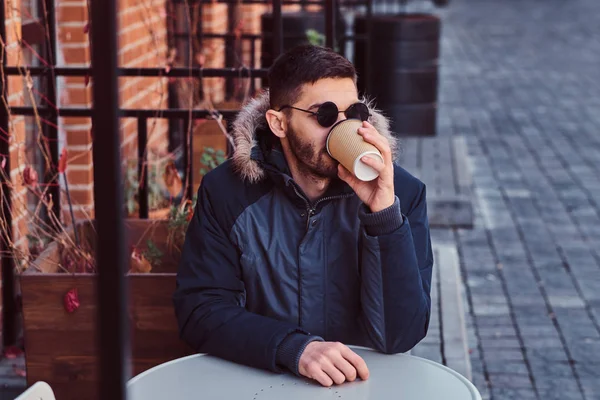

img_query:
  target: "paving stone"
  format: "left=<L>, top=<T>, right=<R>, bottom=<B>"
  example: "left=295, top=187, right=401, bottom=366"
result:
left=535, top=387, right=584, bottom=400
left=479, top=337, right=522, bottom=349
left=490, top=387, right=538, bottom=400
left=567, top=343, right=600, bottom=365
left=579, top=381, right=600, bottom=400
left=485, top=361, right=529, bottom=376
left=482, top=349, right=526, bottom=363
left=477, top=326, right=519, bottom=339
left=520, top=337, right=565, bottom=350
left=528, top=359, right=579, bottom=380
left=487, top=373, right=534, bottom=389
left=526, top=348, right=570, bottom=363
left=517, top=325, right=559, bottom=337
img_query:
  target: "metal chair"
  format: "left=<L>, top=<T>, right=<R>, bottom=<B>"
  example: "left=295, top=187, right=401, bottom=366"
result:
left=15, top=381, right=56, bottom=400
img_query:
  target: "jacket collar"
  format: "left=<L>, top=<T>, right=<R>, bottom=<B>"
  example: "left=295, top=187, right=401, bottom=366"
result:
left=230, top=89, right=399, bottom=194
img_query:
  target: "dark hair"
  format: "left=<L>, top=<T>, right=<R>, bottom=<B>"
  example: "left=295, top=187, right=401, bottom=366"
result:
left=267, top=44, right=357, bottom=110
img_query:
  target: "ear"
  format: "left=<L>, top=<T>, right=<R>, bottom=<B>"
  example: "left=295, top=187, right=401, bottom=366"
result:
left=265, top=109, right=287, bottom=139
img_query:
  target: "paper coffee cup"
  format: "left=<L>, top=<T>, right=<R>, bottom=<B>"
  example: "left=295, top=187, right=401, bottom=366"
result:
left=326, top=119, right=384, bottom=182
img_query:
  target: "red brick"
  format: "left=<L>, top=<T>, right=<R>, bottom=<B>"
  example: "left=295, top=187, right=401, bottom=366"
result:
left=61, top=117, right=92, bottom=128
left=65, top=148, right=93, bottom=166
left=61, top=46, right=91, bottom=65
left=66, top=167, right=94, bottom=187
left=56, top=4, right=88, bottom=24
left=63, top=87, right=92, bottom=106
left=67, top=188, right=94, bottom=205
left=58, top=25, right=90, bottom=45
left=65, top=129, right=92, bottom=147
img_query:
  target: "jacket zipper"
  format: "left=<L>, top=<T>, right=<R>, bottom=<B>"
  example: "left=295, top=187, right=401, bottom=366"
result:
left=290, top=182, right=354, bottom=328
left=290, top=184, right=354, bottom=231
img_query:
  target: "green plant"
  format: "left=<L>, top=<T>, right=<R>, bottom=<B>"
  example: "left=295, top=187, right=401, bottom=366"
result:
left=199, top=147, right=227, bottom=177
left=166, top=195, right=197, bottom=253
left=142, top=239, right=163, bottom=267
left=305, top=29, right=325, bottom=47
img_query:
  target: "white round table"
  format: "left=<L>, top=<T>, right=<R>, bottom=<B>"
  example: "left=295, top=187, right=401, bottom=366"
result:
left=127, top=347, right=481, bottom=400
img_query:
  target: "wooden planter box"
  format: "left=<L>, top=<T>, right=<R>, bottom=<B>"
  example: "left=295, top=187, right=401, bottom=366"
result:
left=19, top=219, right=193, bottom=400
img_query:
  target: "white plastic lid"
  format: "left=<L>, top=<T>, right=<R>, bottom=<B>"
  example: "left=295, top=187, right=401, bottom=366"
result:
left=353, top=151, right=384, bottom=181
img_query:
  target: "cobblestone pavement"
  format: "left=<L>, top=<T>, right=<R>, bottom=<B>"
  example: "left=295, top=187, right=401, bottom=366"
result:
left=433, top=0, right=600, bottom=399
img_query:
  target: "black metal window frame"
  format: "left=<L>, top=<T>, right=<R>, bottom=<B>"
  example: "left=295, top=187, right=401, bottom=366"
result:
left=0, top=0, right=375, bottom=397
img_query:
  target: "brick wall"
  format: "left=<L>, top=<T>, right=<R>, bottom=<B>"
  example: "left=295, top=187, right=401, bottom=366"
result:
left=54, top=0, right=169, bottom=223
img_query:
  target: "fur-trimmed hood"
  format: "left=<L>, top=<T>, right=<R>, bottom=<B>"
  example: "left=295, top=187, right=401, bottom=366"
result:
left=231, top=90, right=398, bottom=183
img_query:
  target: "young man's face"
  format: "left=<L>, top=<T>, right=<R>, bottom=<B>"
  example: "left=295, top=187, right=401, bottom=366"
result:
left=284, top=78, right=359, bottom=179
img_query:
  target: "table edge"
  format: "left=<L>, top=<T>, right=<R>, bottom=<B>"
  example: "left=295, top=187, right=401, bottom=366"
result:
left=128, top=350, right=482, bottom=400
left=127, top=353, right=207, bottom=387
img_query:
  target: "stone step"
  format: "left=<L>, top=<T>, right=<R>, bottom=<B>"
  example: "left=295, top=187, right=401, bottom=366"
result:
left=411, top=243, right=472, bottom=382
left=397, top=135, right=474, bottom=229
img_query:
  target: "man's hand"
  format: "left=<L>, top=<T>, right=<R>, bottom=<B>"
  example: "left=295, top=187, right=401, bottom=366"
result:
left=338, top=121, right=395, bottom=213
left=298, top=341, right=370, bottom=387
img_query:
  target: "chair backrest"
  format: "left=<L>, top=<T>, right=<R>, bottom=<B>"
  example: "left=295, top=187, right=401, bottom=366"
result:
left=15, top=381, right=56, bottom=400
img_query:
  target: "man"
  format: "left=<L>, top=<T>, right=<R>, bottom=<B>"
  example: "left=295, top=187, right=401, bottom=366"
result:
left=173, top=44, right=433, bottom=387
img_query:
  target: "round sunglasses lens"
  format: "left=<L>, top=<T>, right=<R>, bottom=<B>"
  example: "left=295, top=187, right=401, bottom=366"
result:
left=346, top=103, right=369, bottom=121
left=317, top=102, right=339, bottom=127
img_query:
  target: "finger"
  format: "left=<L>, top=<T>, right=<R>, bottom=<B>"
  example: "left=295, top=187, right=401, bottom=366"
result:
left=360, top=155, right=386, bottom=174
left=363, top=120, right=376, bottom=129
left=361, top=152, right=392, bottom=183
left=360, top=132, right=392, bottom=163
left=311, top=368, right=334, bottom=387
left=332, top=355, right=358, bottom=382
left=341, top=347, right=370, bottom=381
left=359, top=121, right=386, bottom=141
left=357, top=131, right=393, bottom=182
left=321, top=359, right=347, bottom=385
left=358, top=129, right=392, bottom=164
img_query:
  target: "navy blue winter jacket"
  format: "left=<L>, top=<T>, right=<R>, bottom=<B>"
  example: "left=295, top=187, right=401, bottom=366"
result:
left=173, top=91, right=434, bottom=375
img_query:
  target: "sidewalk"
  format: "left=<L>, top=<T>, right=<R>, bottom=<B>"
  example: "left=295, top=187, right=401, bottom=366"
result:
left=0, top=352, right=25, bottom=399
left=433, top=0, right=600, bottom=399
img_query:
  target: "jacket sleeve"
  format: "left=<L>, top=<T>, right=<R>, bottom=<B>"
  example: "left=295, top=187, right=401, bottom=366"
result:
left=357, top=183, right=433, bottom=354
left=172, top=179, right=310, bottom=372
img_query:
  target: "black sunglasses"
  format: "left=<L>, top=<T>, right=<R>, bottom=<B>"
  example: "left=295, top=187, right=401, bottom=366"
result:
left=277, top=101, right=371, bottom=128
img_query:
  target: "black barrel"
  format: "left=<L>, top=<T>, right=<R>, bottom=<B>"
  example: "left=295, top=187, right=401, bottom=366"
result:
left=261, top=12, right=325, bottom=74
left=354, top=13, right=441, bottom=136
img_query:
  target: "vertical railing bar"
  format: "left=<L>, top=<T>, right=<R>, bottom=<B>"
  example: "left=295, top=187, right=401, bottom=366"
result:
left=197, top=0, right=205, bottom=101
left=325, top=0, right=336, bottom=49
left=365, top=0, right=373, bottom=93
left=272, top=0, right=283, bottom=59
left=137, top=117, right=148, bottom=219
left=89, top=0, right=130, bottom=399
left=44, top=0, right=60, bottom=224
left=250, top=38, right=256, bottom=95
left=183, top=116, right=194, bottom=200
left=225, top=2, right=236, bottom=99
left=0, top=1, right=17, bottom=348
left=166, top=0, right=181, bottom=156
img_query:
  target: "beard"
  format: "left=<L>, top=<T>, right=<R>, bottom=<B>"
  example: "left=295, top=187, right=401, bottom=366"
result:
left=286, top=126, right=339, bottom=180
